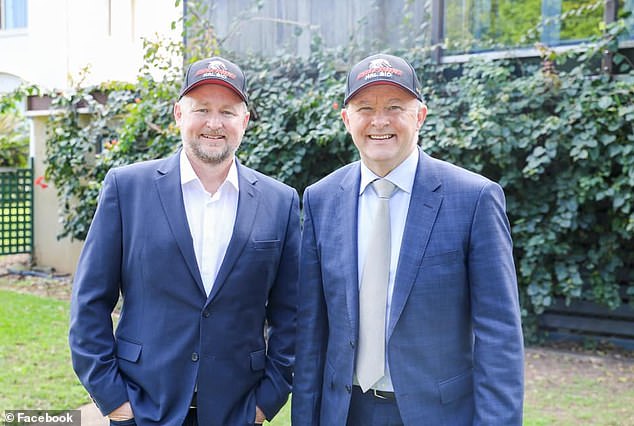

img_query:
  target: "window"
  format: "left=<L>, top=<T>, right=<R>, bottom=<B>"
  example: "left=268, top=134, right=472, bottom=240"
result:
left=442, top=0, right=632, bottom=55
left=1, top=0, right=27, bottom=30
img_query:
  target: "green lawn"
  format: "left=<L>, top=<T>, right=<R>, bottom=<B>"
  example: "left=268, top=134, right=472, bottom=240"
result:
left=524, top=372, right=634, bottom=426
left=270, top=402, right=290, bottom=425
left=1, top=285, right=632, bottom=425
left=0, top=289, right=89, bottom=411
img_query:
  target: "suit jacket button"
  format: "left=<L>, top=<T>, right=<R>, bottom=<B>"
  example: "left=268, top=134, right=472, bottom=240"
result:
left=191, top=352, right=199, bottom=362
left=349, top=340, right=355, bottom=349
left=345, top=385, right=352, bottom=393
left=202, top=310, right=210, bottom=318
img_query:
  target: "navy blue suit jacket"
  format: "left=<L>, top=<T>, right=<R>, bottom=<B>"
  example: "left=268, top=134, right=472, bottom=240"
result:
left=292, top=149, right=524, bottom=425
left=69, top=151, right=299, bottom=425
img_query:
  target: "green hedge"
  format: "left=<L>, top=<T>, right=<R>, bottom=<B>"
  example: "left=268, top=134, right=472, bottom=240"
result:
left=13, top=20, right=630, bottom=336
left=419, top=54, right=634, bottom=333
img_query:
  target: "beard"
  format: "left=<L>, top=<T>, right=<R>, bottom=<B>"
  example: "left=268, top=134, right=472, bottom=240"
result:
left=188, top=137, right=236, bottom=165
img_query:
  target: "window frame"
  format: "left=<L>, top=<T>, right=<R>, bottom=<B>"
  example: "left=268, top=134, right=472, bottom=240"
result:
left=1, top=0, right=28, bottom=31
left=430, top=0, right=629, bottom=68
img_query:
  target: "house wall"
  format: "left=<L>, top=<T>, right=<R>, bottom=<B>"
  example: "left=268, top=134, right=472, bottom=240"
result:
left=28, top=111, right=85, bottom=275
left=1, top=1, right=182, bottom=276
left=0, top=0, right=182, bottom=91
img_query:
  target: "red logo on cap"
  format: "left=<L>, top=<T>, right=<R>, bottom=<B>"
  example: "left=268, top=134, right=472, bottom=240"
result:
left=356, top=59, right=403, bottom=80
left=195, top=61, right=236, bottom=80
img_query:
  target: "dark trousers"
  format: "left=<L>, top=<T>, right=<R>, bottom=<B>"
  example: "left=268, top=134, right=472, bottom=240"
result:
left=182, top=407, right=198, bottom=426
left=346, top=386, right=404, bottom=426
left=109, top=420, right=136, bottom=426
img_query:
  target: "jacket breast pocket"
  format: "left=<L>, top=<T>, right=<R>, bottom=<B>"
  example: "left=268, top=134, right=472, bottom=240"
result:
left=251, top=239, right=281, bottom=250
left=250, top=239, right=281, bottom=262
left=421, top=250, right=461, bottom=268
left=116, top=337, right=142, bottom=363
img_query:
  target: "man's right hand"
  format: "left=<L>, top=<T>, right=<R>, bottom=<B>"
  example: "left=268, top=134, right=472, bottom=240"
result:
left=108, top=401, right=134, bottom=421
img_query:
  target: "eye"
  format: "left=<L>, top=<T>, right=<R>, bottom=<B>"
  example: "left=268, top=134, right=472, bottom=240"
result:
left=357, top=106, right=373, bottom=112
left=222, top=110, right=237, bottom=117
left=388, top=105, right=404, bottom=111
left=194, top=108, right=208, bottom=113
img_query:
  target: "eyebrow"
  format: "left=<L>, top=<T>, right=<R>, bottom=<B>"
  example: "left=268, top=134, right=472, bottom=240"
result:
left=190, top=100, right=242, bottom=110
left=353, top=97, right=407, bottom=105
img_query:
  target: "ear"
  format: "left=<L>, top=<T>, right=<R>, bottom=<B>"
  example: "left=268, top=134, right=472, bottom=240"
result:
left=173, top=102, right=182, bottom=124
left=242, top=110, right=250, bottom=129
left=341, top=108, right=351, bottom=132
left=416, top=104, right=428, bottom=129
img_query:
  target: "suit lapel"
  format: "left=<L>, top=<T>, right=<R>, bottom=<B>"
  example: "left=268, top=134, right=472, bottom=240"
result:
left=388, top=150, right=442, bottom=339
left=155, top=151, right=206, bottom=296
left=337, top=164, right=362, bottom=335
left=206, top=161, right=259, bottom=303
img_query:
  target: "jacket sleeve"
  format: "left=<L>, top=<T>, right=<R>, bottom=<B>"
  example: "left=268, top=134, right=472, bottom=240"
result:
left=254, top=188, right=301, bottom=419
left=68, top=170, right=129, bottom=416
left=291, top=188, right=329, bottom=425
left=469, top=182, right=525, bottom=425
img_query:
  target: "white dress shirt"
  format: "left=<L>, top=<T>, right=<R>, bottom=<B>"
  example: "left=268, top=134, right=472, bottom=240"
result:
left=356, top=148, right=419, bottom=391
left=180, top=151, right=239, bottom=296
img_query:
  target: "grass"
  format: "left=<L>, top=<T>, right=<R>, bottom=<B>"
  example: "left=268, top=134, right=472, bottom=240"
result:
left=270, top=402, right=290, bottom=425
left=1, top=282, right=633, bottom=425
left=0, top=289, right=89, bottom=411
left=524, top=372, right=634, bottom=426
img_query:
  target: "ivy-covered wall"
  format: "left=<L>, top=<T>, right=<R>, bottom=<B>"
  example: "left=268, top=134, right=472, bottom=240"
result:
left=6, top=18, right=631, bottom=337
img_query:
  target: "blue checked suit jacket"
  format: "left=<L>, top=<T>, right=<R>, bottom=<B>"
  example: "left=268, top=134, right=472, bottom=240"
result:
left=292, top=148, right=524, bottom=425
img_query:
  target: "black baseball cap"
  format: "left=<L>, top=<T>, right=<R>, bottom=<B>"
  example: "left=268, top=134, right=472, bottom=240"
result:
left=179, top=56, right=248, bottom=105
left=344, top=53, right=422, bottom=105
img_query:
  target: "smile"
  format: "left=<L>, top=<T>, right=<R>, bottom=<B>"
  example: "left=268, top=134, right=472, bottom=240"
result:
left=202, top=134, right=225, bottom=140
left=368, top=134, right=394, bottom=140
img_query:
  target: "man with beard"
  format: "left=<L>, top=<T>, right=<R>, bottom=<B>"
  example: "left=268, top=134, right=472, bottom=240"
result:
left=70, top=56, right=300, bottom=426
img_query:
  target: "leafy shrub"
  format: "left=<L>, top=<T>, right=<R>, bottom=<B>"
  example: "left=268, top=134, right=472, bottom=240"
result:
left=0, top=90, right=30, bottom=168
left=420, top=51, right=634, bottom=328
left=22, top=17, right=634, bottom=336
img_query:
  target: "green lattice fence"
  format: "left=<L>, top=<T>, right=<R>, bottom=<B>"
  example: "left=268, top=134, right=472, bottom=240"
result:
left=0, top=165, right=33, bottom=255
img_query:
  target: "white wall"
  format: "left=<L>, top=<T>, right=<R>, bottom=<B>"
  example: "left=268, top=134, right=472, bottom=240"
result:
left=29, top=111, right=85, bottom=274
left=0, top=0, right=182, bottom=91
left=0, top=72, right=22, bottom=93
left=1, top=1, right=182, bottom=274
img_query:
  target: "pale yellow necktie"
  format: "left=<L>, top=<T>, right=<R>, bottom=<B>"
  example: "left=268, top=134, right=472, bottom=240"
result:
left=356, top=178, right=396, bottom=392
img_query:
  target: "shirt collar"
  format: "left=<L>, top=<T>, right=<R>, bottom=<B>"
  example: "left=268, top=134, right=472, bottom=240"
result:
left=359, top=147, right=419, bottom=196
left=180, top=150, right=240, bottom=194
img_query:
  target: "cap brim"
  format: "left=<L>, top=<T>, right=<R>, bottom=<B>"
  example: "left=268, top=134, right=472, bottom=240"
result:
left=344, top=80, right=420, bottom=105
left=179, top=79, right=248, bottom=104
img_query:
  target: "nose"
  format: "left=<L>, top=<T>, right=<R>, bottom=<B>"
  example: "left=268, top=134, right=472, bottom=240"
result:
left=370, top=111, right=390, bottom=128
left=205, top=113, right=223, bottom=129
